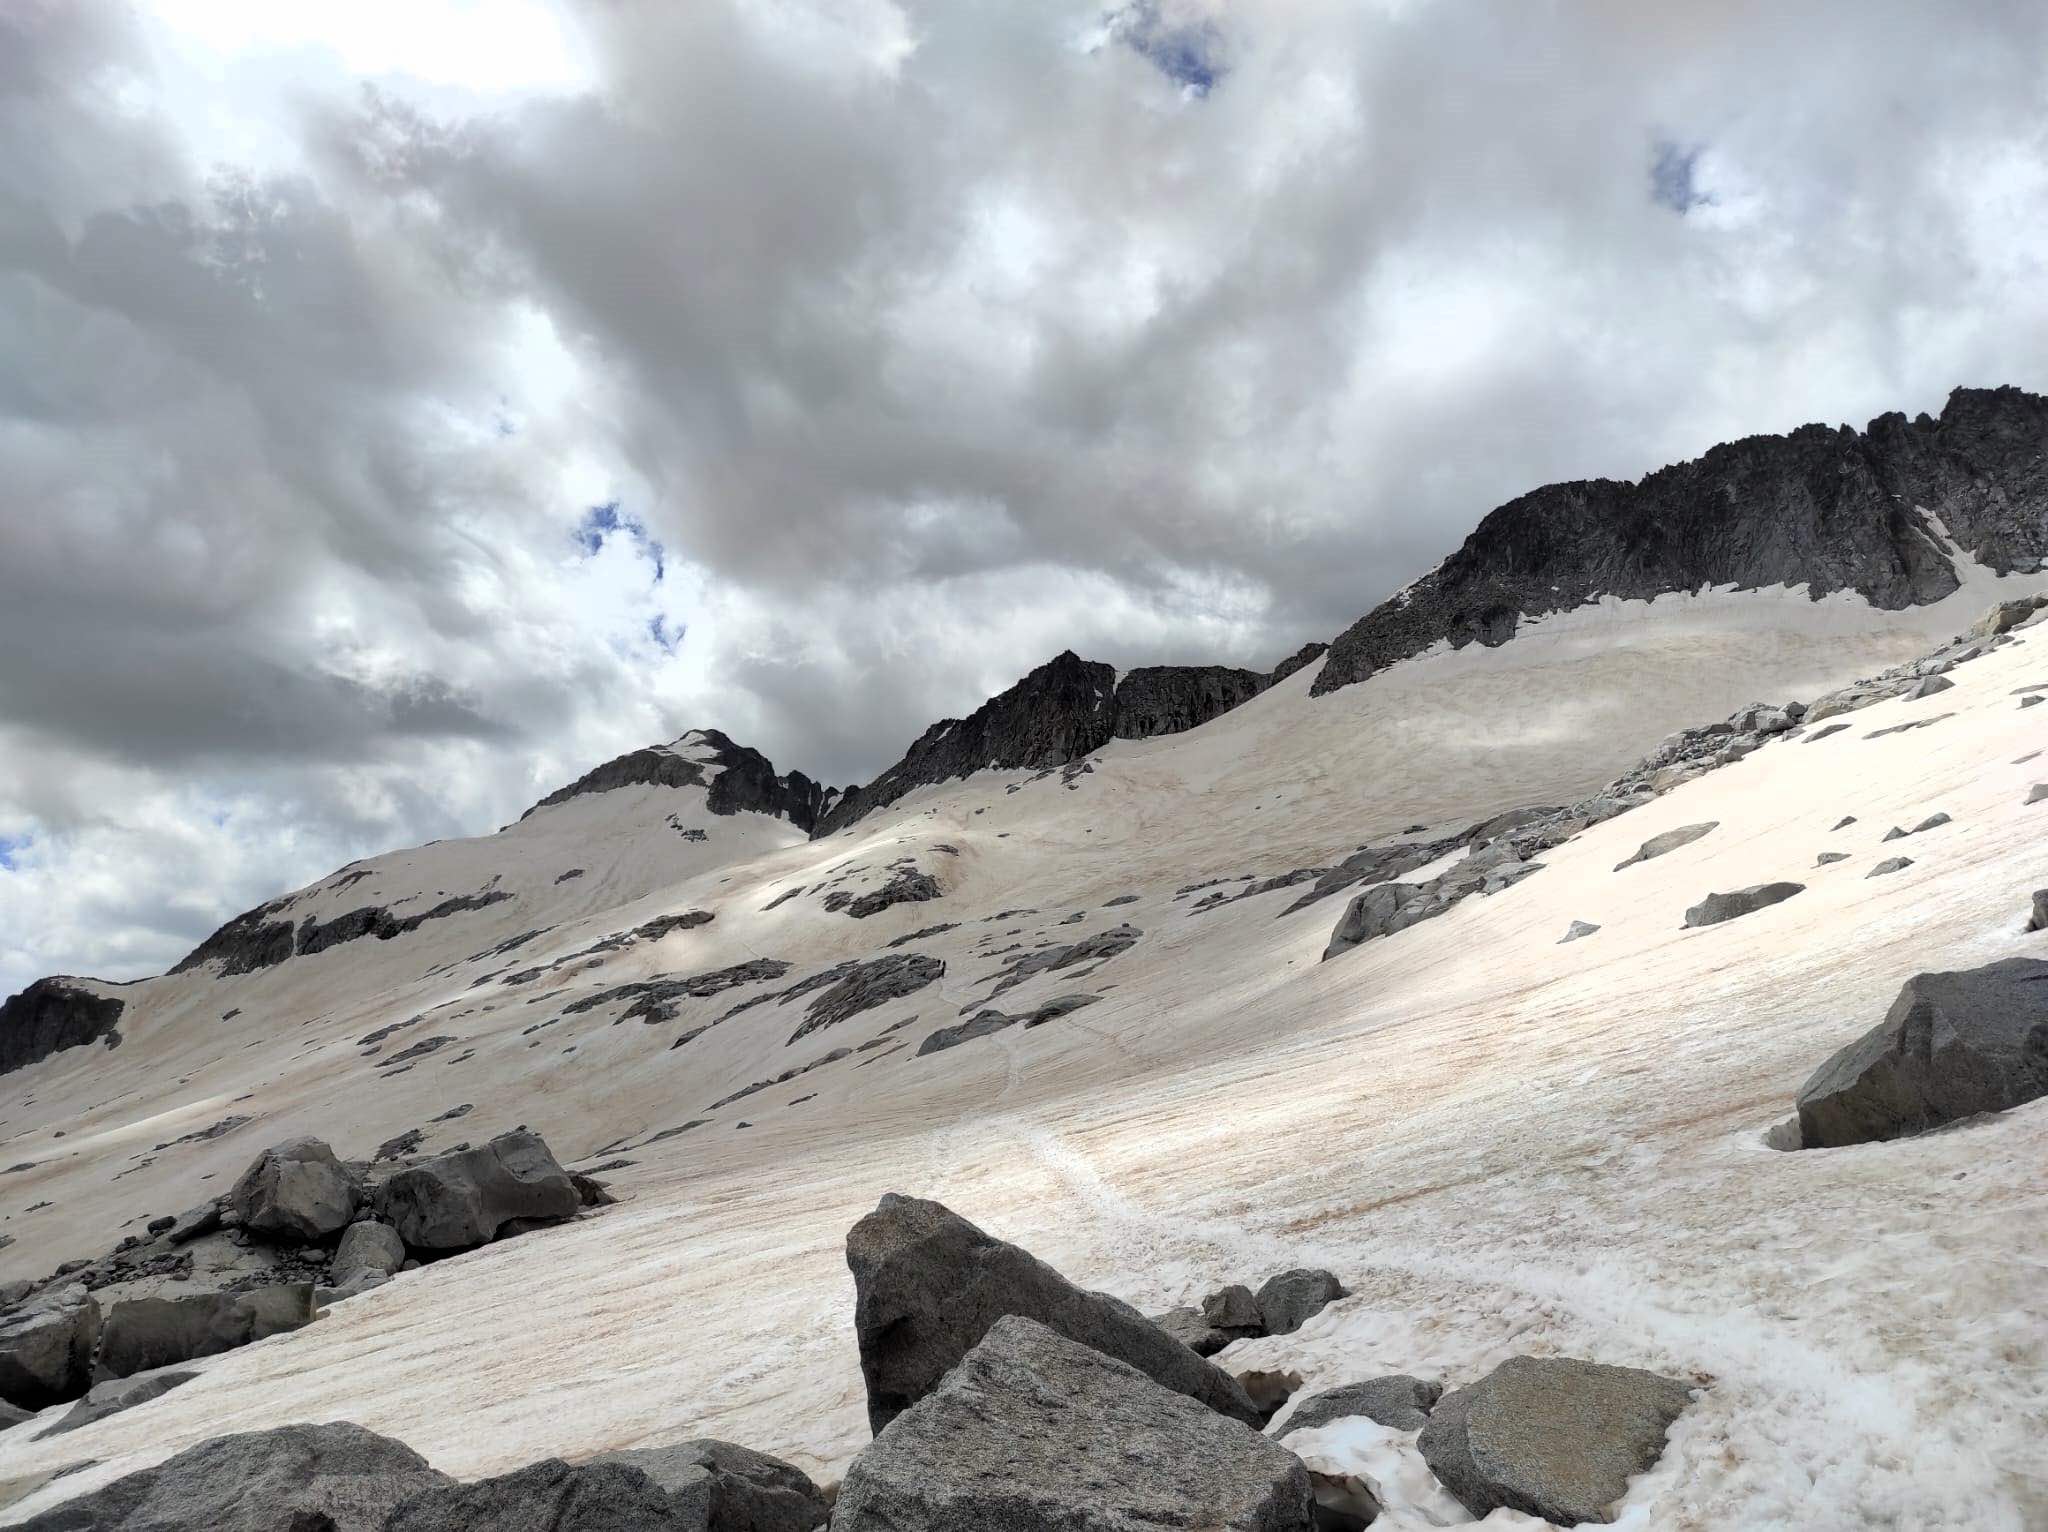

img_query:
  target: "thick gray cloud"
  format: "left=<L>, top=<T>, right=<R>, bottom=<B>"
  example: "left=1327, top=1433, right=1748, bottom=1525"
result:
left=5, top=0, right=2048, bottom=995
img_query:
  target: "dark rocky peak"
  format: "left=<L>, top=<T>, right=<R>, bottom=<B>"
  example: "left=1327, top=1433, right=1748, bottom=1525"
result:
left=815, top=651, right=1280, bottom=836
left=1313, top=384, right=2048, bottom=695
left=523, top=727, right=829, bottom=831
left=0, top=977, right=125, bottom=1076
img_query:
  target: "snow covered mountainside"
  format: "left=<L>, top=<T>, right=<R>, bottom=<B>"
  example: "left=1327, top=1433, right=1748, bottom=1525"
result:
left=4, top=401, right=2048, bottom=1526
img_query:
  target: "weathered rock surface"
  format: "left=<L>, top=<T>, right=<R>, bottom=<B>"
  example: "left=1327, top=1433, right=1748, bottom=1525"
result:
left=332, top=1219, right=407, bottom=1285
left=844, top=869, right=942, bottom=920
left=789, top=954, right=946, bottom=1044
left=95, top=1284, right=315, bottom=1378
left=1417, top=1356, right=1693, bottom=1525
left=1613, top=822, right=1717, bottom=871
left=1201, top=1284, right=1265, bottom=1336
left=1256, top=1268, right=1345, bottom=1336
left=384, top=1457, right=685, bottom=1531
left=2029, top=890, right=2048, bottom=933
left=523, top=728, right=830, bottom=830
left=230, top=1137, right=364, bottom=1241
left=0, top=1286, right=100, bottom=1408
left=846, top=1193, right=1261, bottom=1434
left=1796, top=958, right=2048, bottom=1147
left=1682, top=882, right=1804, bottom=929
left=1867, top=856, right=1914, bottom=878
left=0, top=979, right=125, bottom=1077
left=1559, top=920, right=1601, bottom=943
left=36, top=1366, right=197, bottom=1437
left=586, top=1439, right=831, bottom=1530
left=833, top=1315, right=1315, bottom=1531
left=18, top=1420, right=450, bottom=1531
left=1276, top=1375, right=1443, bottom=1437
left=1152, top=1305, right=1233, bottom=1357
left=375, top=1129, right=580, bottom=1251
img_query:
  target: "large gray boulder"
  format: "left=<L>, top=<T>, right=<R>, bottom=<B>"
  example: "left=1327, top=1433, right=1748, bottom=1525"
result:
left=230, top=1137, right=364, bottom=1241
left=846, top=1193, right=1261, bottom=1433
left=95, top=1284, right=315, bottom=1379
left=35, top=1366, right=197, bottom=1438
left=586, top=1439, right=829, bottom=1530
left=1255, top=1269, right=1345, bottom=1336
left=1796, top=958, right=2048, bottom=1148
left=18, top=1420, right=450, bottom=1531
left=1151, top=1306, right=1233, bottom=1357
left=1418, top=1356, right=1692, bottom=1525
left=332, top=1219, right=407, bottom=1285
left=384, top=1458, right=686, bottom=1531
left=833, top=1315, right=1315, bottom=1531
left=1275, top=1375, right=1442, bottom=1437
left=1613, top=822, right=1717, bottom=871
left=1682, top=882, right=1803, bottom=929
left=0, top=1285, right=100, bottom=1408
left=375, top=1129, right=580, bottom=1251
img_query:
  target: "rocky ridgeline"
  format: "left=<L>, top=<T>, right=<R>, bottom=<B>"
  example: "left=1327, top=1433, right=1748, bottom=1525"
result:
left=1313, top=385, right=2048, bottom=695
left=522, top=727, right=836, bottom=830
left=0, top=1128, right=608, bottom=1435
left=11, top=1193, right=1701, bottom=1529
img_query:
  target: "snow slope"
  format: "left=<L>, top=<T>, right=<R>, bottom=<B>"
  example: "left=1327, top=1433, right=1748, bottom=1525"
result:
left=3, top=575, right=2048, bottom=1528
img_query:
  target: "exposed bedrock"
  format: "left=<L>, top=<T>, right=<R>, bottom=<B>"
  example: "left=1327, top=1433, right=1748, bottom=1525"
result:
left=0, top=978, right=125, bottom=1076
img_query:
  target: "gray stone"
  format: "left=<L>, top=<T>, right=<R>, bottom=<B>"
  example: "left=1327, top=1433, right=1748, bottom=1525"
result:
left=18, top=1420, right=449, bottom=1531
left=1202, top=1284, right=1265, bottom=1334
left=1276, top=1375, right=1444, bottom=1437
left=36, top=1367, right=197, bottom=1438
left=375, top=1129, right=580, bottom=1251
left=2025, top=695, right=2044, bottom=709
left=1255, top=1269, right=1345, bottom=1336
left=585, top=1439, right=829, bottom=1530
left=1971, top=594, right=2046, bottom=637
left=0, top=1286, right=100, bottom=1409
left=1816, top=853, right=1850, bottom=866
left=1867, top=857, right=1913, bottom=878
left=1682, top=883, right=1804, bottom=928
left=1796, top=958, right=2048, bottom=1148
left=1417, top=1356, right=1693, bottom=1525
left=1613, top=822, right=1717, bottom=871
left=846, top=1193, right=1262, bottom=1434
left=1883, top=812, right=1951, bottom=841
left=1559, top=920, right=1601, bottom=943
left=2028, top=890, right=2048, bottom=933
left=384, top=1458, right=689, bottom=1530
left=332, top=1219, right=407, bottom=1285
left=229, top=1137, right=364, bottom=1242
left=1152, top=1306, right=1232, bottom=1357
left=2029, top=785, right=2048, bottom=805
left=833, top=1315, right=1315, bottom=1532
left=1901, top=675, right=1955, bottom=700
left=95, top=1284, right=315, bottom=1379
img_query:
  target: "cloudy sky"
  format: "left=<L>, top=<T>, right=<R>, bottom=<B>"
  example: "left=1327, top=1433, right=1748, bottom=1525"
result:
left=4, top=0, right=2047, bottom=996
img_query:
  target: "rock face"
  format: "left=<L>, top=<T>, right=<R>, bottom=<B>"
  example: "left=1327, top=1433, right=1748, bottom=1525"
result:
left=788, top=954, right=946, bottom=1044
left=1275, top=1376, right=1443, bottom=1437
left=1417, top=1356, right=1693, bottom=1525
left=37, top=1367, right=197, bottom=1437
left=1314, top=386, right=2048, bottom=695
left=833, top=1316, right=1315, bottom=1532
left=0, top=978, right=125, bottom=1076
left=383, top=1458, right=688, bottom=1531
left=1795, top=958, right=2048, bottom=1148
left=523, top=727, right=829, bottom=829
left=816, top=652, right=1278, bottom=835
left=1613, top=822, right=1717, bottom=871
left=95, top=1285, right=316, bottom=1379
left=332, top=1219, right=407, bottom=1285
left=1255, top=1269, right=1345, bottom=1336
left=845, top=1193, right=1262, bottom=1434
left=17, top=1420, right=450, bottom=1532
left=586, top=1439, right=831, bottom=1530
left=375, top=1129, right=580, bottom=1251
left=230, top=1137, right=365, bottom=1241
left=1682, top=882, right=1804, bottom=929
left=0, top=1285, right=100, bottom=1409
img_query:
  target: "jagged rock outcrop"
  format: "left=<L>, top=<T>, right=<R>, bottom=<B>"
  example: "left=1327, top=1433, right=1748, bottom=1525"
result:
left=1795, top=958, right=2048, bottom=1147
left=845, top=1193, right=1262, bottom=1434
left=833, top=1316, right=1315, bottom=1532
left=523, top=727, right=829, bottom=829
left=1683, top=882, right=1805, bottom=929
left=169, top=900, right=297, bottom=976
left=1315, top=385, right=2048, bottom=695
left=816, top=651, right=1287, bottom=835
left=0, top=978, right=124, bottom=1076
left=375, top=1129, right=580, bottom=1251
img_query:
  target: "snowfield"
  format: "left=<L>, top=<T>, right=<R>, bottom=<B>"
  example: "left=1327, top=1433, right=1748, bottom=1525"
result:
left=3, top=575, right=2047, bottom=1528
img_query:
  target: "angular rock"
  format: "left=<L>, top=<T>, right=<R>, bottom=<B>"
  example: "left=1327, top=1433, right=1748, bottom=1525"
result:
left=1867, top=857, right=1913, bottom=878
left=1202, top=1284, right=1265, bottom=1335
left=1559, top=920, right=1601, bottom=943
left=1276, top=1375, right=1443, bottom=1437
left=0, top=1286, right=100, bottom=1409
left=18, top=1420, right=450, bottom=1531
left=1795, top=958, right=2048, bottom=1147
left=1901, top=674, right=1955, bottom=700
left=1613, top=822, right=1717, bottom=871
left=95, top=1284, right=315, bottom=1379
left=1417, top=1356, right=1693, bottom=1525
left=587, top=1439, right=830, bottom=1531
left=1255, top=1269, right=1345, bottom=1336
left=1815, top=852, right=1850, bottom=866
left=332, top=1219, right=407, bottom=1285
left=230, top=1137, right=364, bottom=1241
left=789, top=954, right=946, bottom=1044
left=384, top=1457, right=684, bottom=1531
left=375, top=1129, right=579, bottom=1252
left=833, top=1315, right=1314, bottom=1531
left=0, top=979, right=125, bottom=1077
left=2028, top=784, right=2048, bottom=805
left=36, top=1367, right=197, bottom=1438
left=1152, top=1305, right=1232, bottom=1358
left=846, top=1193, right=1261, bottom=1434
left=1682, top=882, right=1804, bottom=929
